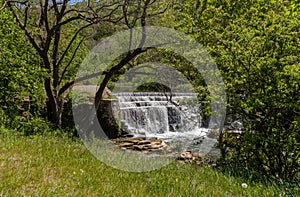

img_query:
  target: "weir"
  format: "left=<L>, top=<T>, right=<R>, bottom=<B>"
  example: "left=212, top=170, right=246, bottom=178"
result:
left=113, top=92, right=204, bottom=139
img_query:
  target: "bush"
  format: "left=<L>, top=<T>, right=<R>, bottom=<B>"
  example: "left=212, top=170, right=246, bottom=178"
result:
left=0, top=108, right=8, bottom=127
left=178, top=0, right=300, bottom=183
left=12, top=116, right=54, bottom=136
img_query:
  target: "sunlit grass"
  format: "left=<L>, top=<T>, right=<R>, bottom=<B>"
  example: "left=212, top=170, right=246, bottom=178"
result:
left=0, top=127, right=294, bottom=196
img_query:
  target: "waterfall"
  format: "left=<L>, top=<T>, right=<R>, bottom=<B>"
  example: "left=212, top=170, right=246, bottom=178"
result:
left=114, top=92, right=203, bottom=138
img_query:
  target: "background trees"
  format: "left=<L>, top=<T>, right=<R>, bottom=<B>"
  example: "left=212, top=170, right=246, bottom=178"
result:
left=0, top=3, right=46, bottom=131
left=177, top=0, right=300, bottom=181
left=1, top=0, right=166, bottom=127
left=0, top=0, right=299, bottom=182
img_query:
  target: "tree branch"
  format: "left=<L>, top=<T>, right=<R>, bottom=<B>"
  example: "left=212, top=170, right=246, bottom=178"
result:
left=56, top=23, right=93, bottom=69
left=58, top=38, right=85, bottom=86
left=0, top=1, right=7, bottom=11
left=7, top=2, right=43, bottom=57
left=58, top=70, right=103, bottom=96
left=57, top=42, right=167, bottom=97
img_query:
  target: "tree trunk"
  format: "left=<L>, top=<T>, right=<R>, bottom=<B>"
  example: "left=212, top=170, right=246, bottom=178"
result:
left=46, top=100, right=61, bottom=126
left=44, top=77, right=61, bottom=126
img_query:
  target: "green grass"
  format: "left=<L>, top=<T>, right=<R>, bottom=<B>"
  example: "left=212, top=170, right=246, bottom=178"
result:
left=0, top=127, right=294, bottom=196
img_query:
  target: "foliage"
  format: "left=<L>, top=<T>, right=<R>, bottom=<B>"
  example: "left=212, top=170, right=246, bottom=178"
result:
left=0, top=0, right=299, bottom=184
left=0, top=0, right=168, bottom=127
left=0, top=4, right=46, bottom=129
left=287, top=0, right=300, bottom=16
left=11, top=116, right=55, bottom=136
left=177, top=0, right=300, bottom=181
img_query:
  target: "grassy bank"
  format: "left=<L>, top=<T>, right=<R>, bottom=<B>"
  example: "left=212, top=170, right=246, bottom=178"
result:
left=0, top=128, right=294, bottom=196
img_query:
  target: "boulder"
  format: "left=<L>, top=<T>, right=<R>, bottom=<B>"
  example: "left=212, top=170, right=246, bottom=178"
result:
left=179, top=150, right=193, bottom=160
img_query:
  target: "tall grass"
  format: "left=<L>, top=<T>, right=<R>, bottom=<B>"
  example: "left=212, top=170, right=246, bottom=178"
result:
left=0, top=128, right=295, bottom=196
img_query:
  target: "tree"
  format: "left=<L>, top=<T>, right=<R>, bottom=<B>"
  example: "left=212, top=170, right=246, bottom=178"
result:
left=0, top=0, right=166, bottom=126
left=177, top=0, right=300, bottom=181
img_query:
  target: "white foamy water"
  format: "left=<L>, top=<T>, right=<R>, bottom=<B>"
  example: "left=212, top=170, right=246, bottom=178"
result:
left=114, top=92, right=218, bottom=153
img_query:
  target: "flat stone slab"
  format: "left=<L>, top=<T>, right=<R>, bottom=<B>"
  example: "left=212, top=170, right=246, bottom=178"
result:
left=113, top=137, right=166, bottom=152
left=113, top=137, right=221, bottom=166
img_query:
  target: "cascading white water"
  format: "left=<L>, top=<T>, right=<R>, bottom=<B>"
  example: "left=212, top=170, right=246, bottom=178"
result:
left=120, top=106, right=169, bottom=135
left=115, top=92, right=204, bottom=139
left=114, top=92, right=221, bottom=155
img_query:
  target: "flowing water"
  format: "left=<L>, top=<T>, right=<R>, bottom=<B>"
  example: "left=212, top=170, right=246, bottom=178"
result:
left=113, top=92, right=218, bottom=153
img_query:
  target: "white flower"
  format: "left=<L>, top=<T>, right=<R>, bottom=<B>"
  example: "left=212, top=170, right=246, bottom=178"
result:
left=242, top=183, right=248, bottom=188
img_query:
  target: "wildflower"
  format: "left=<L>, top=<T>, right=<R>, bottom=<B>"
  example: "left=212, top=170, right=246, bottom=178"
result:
left=242, top=183, right=248, bottom=188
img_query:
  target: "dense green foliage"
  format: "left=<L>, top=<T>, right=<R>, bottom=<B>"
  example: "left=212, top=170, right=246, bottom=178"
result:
left=0, top=1, right=89, bottom=133
left=0, top=0, right=299, bottom=189
left=176, top=0, right=300, bottom=182
left=0, top=5, right=49, bottom=133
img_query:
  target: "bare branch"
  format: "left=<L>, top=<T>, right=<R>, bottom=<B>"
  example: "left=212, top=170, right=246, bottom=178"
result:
left=57, top=23, right=93, bottom=69
left=23, top=3, right=28, bottom=27
left=132, top=0, right=142, bottom=26
left=122, top=1, right=130, bottom=27
left=56, top=15, right=82, bottom=27
left=5, top=0, right=167, bottom=125
left=59, top=71, right=103, bottom=96
left=60, top=0, right=68, bottom=15
left=52, top=0, right=60, bottom=16
left=58, top=42, right=168, bottom=97
left=149, top=0, right=159, bottom=6
left=147, top=8, right=168, bottom=18
left=63, top=8, right=95, bottom=18
left=122, top=0, right=142, bottom=28
left=0, top=1, right=7, bottom=11
left=44, top=0, right=49, bottom=32
left=58, top=38, right=85, bottom=86
left=140, top=0, right=150, bottom=27
left=7, top=2, right=43, bottom=56
left=93, top=4, right=123, bottom=23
